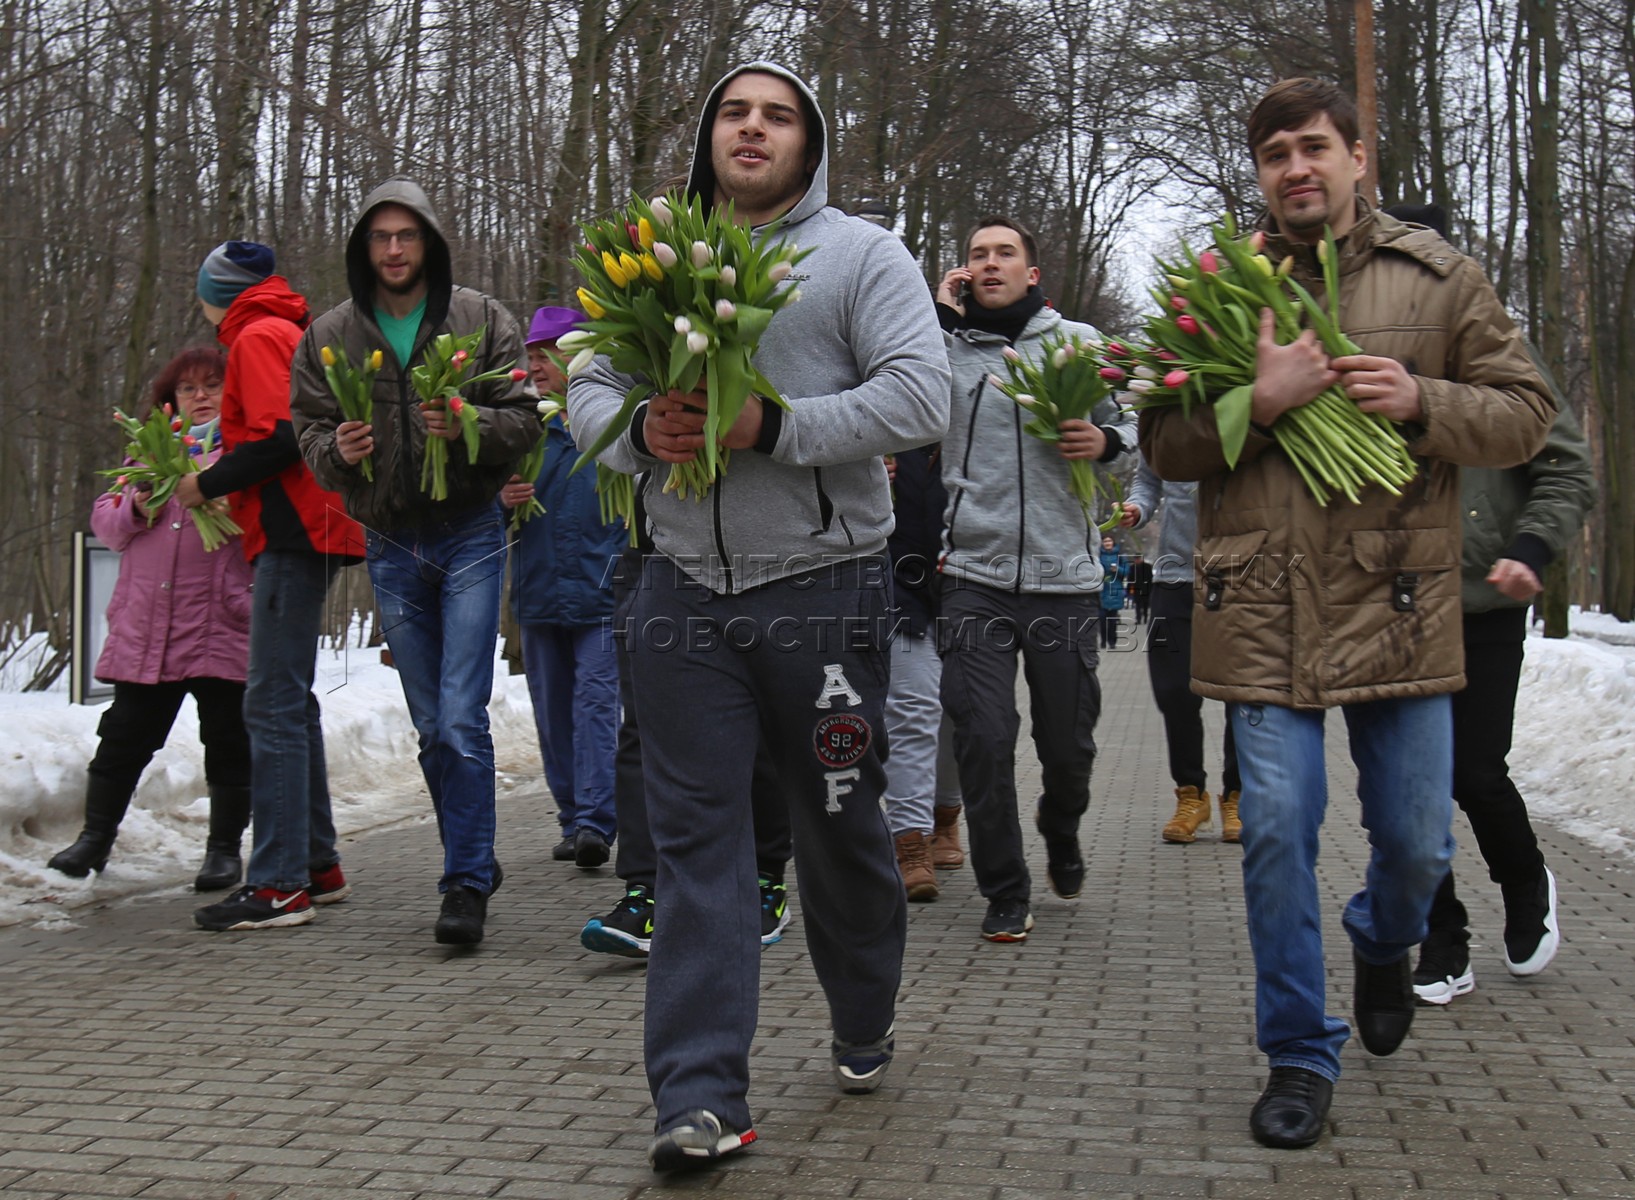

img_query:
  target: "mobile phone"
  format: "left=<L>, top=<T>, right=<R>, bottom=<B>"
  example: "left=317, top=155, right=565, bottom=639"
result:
left=957, top=278, right=972, bottom=305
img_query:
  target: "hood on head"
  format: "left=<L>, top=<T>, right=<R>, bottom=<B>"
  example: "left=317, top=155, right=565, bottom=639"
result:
left=216, top=276, right=310, bottom=347
left=346, top=178, right=453, bottom=319
left=685, top=61, right=829, bottom=226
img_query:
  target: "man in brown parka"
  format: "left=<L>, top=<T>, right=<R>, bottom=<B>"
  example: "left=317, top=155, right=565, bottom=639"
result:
left=1140, top=79, right=1555, bottom=1151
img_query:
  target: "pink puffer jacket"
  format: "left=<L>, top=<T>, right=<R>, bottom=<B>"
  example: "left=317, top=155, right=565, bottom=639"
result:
left=90, top=448, right=255, bottom=685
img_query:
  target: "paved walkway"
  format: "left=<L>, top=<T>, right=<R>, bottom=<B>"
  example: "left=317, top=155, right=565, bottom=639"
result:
left=2, top=629, right=1633, bottom=1199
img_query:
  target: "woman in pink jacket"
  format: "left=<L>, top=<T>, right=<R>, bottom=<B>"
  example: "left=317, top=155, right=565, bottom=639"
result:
left=48, top=347, right=256, bottom=890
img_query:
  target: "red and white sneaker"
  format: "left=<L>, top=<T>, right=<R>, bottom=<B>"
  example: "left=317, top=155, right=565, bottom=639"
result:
left=193, top=885, right=314, bottom=931
left=308, top=864, right=352, bottom=906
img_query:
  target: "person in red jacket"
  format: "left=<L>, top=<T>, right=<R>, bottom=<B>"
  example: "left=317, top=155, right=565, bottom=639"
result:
left=180, top=242, right=365, bottom=932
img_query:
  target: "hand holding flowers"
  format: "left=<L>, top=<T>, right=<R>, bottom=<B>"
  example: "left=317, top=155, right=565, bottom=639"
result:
left=1110, top=216, right=1416, bottom=505
left=410, top=328, right=530, bottom=500
left=320, top=345, right=382, bottom=480
left=564, top=189, right=812, bottom=499
left=987, top=332, right=1125, bottom=530
left=101, top=405, right=242, bottom=552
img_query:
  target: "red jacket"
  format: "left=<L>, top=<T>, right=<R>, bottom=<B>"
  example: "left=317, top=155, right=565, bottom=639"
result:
left=208, top=278, right=362, bottom=562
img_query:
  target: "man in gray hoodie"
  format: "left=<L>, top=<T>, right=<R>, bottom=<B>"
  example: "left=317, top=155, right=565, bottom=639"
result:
left=568, top=63, right=949, bottom=1171
left=935, top=218, right=1137, bottom=942
left=290, top=179, right=537, bottom=948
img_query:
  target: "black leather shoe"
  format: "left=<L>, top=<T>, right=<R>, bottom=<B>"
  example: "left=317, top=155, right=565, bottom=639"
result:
left=552, top=836, right=577, bottom=861
left=194, top=848, right=243, bottom=892
left=1249, top=1066, right=1333, bottom=1149
left=1354, top=949, right=1415, bottom=1055
left=434, top=885, right=487, bottom=945
left=574, top=828, right=610, bottom=869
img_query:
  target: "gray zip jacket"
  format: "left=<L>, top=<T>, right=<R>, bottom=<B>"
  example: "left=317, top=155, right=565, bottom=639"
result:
left=940, top=308, right=1137, bottom=593
left=566, top=62, right=950, bottom=594
left=1124, top=456, right=1198, bottom=586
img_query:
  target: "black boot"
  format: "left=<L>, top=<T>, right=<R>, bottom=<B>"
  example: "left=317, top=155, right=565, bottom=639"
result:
left=48, top=773, right=133, bottom=878
left=194, top=784, right=251, bottom=892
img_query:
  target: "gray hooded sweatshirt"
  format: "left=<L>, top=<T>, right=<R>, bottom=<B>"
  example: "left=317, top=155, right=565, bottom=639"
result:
left=566, top=62, right=951, bottom=594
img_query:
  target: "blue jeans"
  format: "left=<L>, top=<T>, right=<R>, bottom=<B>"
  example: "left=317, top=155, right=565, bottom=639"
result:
left=1230, top=695, right=1455, bottom=1082
left=245, top=551, right=341, bottom=892
left=521, top=621, right=619, bottom=840
left=367, top=506, right=504, bottom=894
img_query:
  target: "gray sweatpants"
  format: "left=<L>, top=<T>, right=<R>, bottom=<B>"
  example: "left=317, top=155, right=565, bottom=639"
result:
left=625, top=554, right=907, bottom=1131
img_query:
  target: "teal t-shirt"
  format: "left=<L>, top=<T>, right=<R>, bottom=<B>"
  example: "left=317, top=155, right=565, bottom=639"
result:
left=375, top=298, right=427, bottom=370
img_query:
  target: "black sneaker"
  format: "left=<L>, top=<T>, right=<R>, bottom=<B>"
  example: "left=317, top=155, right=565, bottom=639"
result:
left=581, top=884, right=655, bottom=958
left=1353, top=950, right=1414, bottom=1055
left=1502, top=867, right=1559, bottom=976
left=648, top=1109, right=756, bottom=1172
left=434, top=885, right=487, bottom=945
left=574, top=828, right=610, bottom=869
left=307, top=863, right=352, bottom=906
left=1413, top=934, right=1475, bottom=1005
left=981, top=897, right=1034, bottom=942
left=194, top=885, right=314, bottom=931
left=552, top=835, right=577, bottom=862
left=832, top=1025, right=895, bottom=1094
left=760, top=877, right=792, bottom=945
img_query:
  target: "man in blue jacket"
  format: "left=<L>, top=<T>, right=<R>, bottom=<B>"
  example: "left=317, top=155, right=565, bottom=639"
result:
left=503, top=307, right=624, bottom=870
left=568, top=62, right=949, bottom=1171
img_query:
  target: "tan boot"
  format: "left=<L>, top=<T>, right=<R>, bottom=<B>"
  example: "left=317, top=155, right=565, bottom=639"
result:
left=895, top=830, right=939, bottom=901
left=929, top=805, right=965, bottom=868
left=1162, top=786, right=1213, bottom=844
left=1220, top=790, right=1242, bottom=843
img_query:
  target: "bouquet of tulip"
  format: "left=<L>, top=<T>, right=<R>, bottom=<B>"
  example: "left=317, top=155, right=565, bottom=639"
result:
left=561, top=189, right=813, bottom=499
left=597, top=466, right=636, bottom=544
left=987, top=331, right=1125, bottom=531
left=1111, top=216, right=1416, bottom=505
left=320, top=344, right=382, bottom=481
left=101, top=405, right=243, bottom=552
left=410, top=328, right=530, bottom=500
left=507, top=396, right=561, bottom=532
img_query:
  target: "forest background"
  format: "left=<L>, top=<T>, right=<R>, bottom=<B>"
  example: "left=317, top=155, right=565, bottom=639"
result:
left=3, top=0, right=1631, bottom=689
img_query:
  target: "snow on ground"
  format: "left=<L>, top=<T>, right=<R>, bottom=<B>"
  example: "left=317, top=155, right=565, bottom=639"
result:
left=0, top=636, right=543, bottom=930
left=1, top=611, right=1631, bottom=930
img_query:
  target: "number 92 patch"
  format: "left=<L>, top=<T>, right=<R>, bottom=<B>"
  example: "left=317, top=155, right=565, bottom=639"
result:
left=813, top=712, right=872, bottom=769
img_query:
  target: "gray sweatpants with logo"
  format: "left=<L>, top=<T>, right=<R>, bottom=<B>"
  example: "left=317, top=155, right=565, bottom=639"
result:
left=624, top=553, right=907, bottom=1132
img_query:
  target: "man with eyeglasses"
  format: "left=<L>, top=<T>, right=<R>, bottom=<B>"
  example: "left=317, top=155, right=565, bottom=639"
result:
left=184, top=240, right=365, bottom=931
left=290, top=179, right=537, bottom=947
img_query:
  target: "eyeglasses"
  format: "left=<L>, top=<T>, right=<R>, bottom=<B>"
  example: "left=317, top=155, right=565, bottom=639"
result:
left=367, top=228, right=423, bottom=246
left=175, top=381, right=223, bottom=398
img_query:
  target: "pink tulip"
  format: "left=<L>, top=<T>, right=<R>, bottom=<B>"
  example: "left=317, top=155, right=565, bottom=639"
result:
left=181, top=435, right=196, bottom=446
left=1099, top=365, right=1126, bottom=381
left=449, top=396, right=465, bottom=413
left=171, top=419, right=183, bottom=431
left=1002, top=346, right=1021, bottom=362
left=1249, top=230, right=1266, bottom=253
left=1155, top=349, right=1180, bottom=361
left=1170, top=295, right=1188, bottom=311
left=452, top=350, right=469, bottom=367
left=1163, top=369, right=1190, bottom=388
left=510, top=369, right=528, bottom=381
left=1105, top=341, right=1127, bottom=356
left=1198, top=250, right=1219, bottom=274
left=116, top=474, right=129, bottom=486
left=1176, top=314, right=1201, bottom=335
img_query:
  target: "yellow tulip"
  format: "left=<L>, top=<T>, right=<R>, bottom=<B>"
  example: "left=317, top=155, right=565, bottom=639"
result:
left=321, top=345, right=336, bottom=367
left=369, top=349, right=383, bottom=369
left=641, top=254, right=663, bottom=282
left=638, top=218, right=655, bottom=250
left=602, top=251, right=629, bottom=288
left=578, top=288, right=607, bottom=320
left=618, top=252, right=641, bottom=283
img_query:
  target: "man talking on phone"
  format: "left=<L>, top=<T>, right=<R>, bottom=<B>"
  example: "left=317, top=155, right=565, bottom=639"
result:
left=933, top=217, right=1136, bottom=943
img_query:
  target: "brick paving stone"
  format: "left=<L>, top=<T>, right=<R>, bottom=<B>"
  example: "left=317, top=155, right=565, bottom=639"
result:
left=2, top=641, right=1633, bottom=1197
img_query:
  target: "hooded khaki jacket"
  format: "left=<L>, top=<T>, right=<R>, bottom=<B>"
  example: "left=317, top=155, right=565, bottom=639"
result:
left=1139, top=205, right=1555, bottom=709
left=290, top=179, right=537, bottom=531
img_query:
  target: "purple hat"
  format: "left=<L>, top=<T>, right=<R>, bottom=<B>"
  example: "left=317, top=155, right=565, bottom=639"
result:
left=526, top=306, right=585, bottom=347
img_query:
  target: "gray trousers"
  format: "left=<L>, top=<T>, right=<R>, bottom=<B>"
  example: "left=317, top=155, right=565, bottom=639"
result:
left=626, top=554, right=907, bottom=1130
left=938, top=579, right=1101, bottom=902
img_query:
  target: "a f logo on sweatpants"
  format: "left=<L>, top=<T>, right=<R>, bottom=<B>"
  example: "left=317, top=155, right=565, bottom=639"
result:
left=815, top=664, right=862, bottom=710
